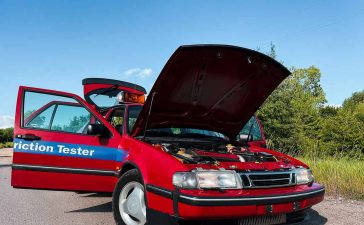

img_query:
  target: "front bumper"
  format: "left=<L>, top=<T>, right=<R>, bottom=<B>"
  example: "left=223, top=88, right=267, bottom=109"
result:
left=146, top=184, right=325, bottom=224
left=177, top=187, right=324, bottom=207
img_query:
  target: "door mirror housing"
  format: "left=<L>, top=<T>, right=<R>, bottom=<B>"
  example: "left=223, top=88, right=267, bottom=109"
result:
left=238, top=134, right=253, bottom=143
left=87, top=124, right=110, bottom=137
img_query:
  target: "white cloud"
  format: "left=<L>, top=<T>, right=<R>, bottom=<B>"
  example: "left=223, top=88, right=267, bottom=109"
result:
left=0, top=115, right=14, bottom=129
left=323, top=103, right=342, bottom=108
left=123, top=68, right=152, bottom=79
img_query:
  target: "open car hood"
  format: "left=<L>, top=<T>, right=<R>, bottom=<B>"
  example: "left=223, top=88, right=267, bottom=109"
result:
left=131, top=45, right=290, bottom=138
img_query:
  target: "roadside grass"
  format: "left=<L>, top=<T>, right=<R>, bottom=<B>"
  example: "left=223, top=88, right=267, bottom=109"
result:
left=300, top=157, right=364, bottom=200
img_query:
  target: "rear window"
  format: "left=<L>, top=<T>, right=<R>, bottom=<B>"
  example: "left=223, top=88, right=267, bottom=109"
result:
left=88, top=89, right=121, bottom=108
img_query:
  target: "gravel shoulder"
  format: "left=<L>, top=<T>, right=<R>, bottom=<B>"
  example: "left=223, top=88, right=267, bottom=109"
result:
left=310, top=196, right=364, bottom=225
left=1, top=148, right=363, bottom=225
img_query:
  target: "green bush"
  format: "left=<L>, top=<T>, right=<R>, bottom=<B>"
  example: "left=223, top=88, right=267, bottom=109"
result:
left=0, top=142, right=13, bottom=149
left=4, top=142, right=13, bottom=148
left=0, top=128, right=14, bottom=149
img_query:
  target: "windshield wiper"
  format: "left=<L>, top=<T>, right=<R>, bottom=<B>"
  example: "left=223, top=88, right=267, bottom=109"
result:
left=178, top=133, right=226, bottom=141
left=245, top=123, right=254, bottom=146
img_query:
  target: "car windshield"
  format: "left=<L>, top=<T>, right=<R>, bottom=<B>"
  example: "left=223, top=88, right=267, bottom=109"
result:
left=127, top=105, right=226, bottom=139
left=146, top=127, right=227, bottom=139
left=127, top=105, right=262, bottom=141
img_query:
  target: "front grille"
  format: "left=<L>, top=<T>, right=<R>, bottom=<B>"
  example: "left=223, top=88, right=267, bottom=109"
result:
left=239, top=214, right=286, bottom=225
left=239, top=171, right=295, bottom=188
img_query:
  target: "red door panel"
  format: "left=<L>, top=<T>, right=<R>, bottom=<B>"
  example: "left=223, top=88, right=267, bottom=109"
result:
left=11, top=86, right=125, bottom=192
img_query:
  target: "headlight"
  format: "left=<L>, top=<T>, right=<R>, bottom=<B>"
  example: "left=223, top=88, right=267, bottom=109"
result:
left=172, top=172, right=198, bottom=188
left=173, top=170, right=242, bottom=189
left=296, top=169, right=314, bottom=185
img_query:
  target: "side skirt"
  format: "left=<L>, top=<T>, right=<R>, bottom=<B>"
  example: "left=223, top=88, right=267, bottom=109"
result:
left=12, top=164, right=118, bottom=176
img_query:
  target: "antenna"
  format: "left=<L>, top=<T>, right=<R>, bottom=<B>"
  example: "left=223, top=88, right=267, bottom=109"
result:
left=142, top=92, right=156, bottom=140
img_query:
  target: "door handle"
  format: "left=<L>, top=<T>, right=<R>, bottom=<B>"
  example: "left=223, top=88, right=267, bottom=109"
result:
left=16, top=134, right=41, bottom=141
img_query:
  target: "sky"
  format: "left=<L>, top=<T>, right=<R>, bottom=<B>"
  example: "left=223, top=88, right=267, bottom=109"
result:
left=0, top=0, right=363, bottom=128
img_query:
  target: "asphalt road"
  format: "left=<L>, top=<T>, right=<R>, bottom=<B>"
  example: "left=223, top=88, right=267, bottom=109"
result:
left=1, top=148, right=363, bottom=225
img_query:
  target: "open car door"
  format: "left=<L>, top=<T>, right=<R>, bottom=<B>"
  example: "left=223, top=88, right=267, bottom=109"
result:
left=11, top=86, right=125, bottom=192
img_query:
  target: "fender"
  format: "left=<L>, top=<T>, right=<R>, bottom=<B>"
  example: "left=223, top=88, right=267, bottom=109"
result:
left=119, top=161, right=143, bottom=178
left=120, top=135, right=188, bottom=190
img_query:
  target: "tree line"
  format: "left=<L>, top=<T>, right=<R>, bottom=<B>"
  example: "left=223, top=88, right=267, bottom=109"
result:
left=0, top=127, right=13, bottom=143
left=257, top=45, right=364, bottom=159
left=0, top=127, right=14, bottom=148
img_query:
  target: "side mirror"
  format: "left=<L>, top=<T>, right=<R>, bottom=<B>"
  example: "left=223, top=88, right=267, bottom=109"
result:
left=87, top=124, right=110, bottom=137
left=238, top=134, right=253, bottom=143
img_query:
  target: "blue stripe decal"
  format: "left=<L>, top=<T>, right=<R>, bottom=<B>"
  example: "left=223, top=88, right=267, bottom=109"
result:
left=13, top=138, right=127, bottom=161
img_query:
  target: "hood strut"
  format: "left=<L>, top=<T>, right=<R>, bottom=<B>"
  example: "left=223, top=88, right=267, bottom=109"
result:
left=141, top=92, right=156, bottom=140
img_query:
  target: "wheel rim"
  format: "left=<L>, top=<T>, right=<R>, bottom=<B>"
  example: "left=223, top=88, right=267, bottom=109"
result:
left=119, top=181, right=146, bottom=225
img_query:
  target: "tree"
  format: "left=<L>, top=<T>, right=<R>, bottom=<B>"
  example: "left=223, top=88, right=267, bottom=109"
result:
left=255, top=45, right=364, bottom=158
left=319, top=102, right=364, bottom=157
left=257, top=66, right=326, bottom=156
left=319, top=105, right=339, bottom=118
left=266, top=42, right=277, bottom=59
left=0, top=128, right=14, bottom=142
left=343, top=90, right=364, bottom=110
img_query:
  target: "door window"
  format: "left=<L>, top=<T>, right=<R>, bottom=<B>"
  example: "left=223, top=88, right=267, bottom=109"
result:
left=51, top=104, right=91, bottom=133
left=26, top=105, right=55, bottom=129
left=23, top=91, right=97, bottom=134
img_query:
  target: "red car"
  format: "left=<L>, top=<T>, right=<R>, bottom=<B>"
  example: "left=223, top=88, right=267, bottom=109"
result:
left=11, top=45, right=324, bottom=225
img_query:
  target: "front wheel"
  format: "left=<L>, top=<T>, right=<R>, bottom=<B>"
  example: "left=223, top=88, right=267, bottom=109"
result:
left=112, top=169, right=147, bottom=225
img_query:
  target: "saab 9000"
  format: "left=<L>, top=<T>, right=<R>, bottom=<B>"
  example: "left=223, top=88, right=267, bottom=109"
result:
left=11, top=45, right=324, bottom=225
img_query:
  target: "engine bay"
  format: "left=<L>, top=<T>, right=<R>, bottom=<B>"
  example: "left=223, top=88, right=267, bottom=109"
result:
left=146, top=138, right=289, bottom=165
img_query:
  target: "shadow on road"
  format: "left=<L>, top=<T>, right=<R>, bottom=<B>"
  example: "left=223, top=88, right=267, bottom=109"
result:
left=82, top=193, right=112, bottom=198
left=294, top=208, right=327, bottom=225
left=67, top=202, right=112, bottom=213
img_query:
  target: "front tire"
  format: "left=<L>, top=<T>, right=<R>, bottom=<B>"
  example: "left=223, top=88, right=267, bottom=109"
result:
left=113, top=169, right=147, bottom=225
